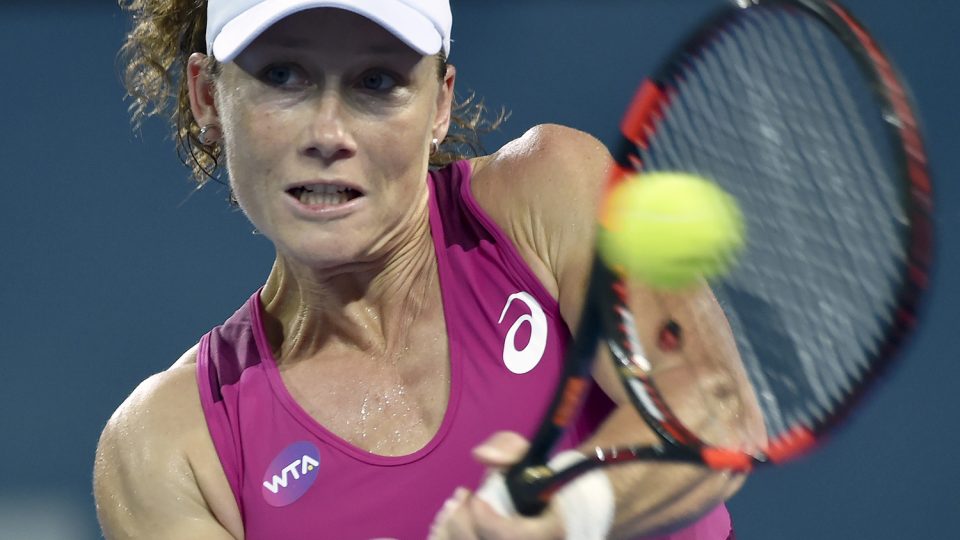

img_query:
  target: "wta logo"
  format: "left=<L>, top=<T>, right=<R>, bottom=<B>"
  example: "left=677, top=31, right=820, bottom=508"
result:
left=261, top=441, right=321, bottom=507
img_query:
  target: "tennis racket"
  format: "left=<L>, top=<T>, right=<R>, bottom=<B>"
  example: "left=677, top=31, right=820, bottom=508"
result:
left=479, top=0, right=933, bottom=518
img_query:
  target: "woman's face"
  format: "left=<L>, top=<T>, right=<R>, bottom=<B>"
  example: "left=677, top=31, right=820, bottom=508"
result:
left=211, top=8, right=454, bottom=268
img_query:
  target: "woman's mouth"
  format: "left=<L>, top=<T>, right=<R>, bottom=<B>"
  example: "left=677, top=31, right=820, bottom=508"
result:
left=287, top=185, right=363, bottom=207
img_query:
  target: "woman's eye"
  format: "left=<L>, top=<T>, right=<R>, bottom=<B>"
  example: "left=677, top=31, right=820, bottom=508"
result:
left=262, top=65, right=306, bottom=87
left=359, top=72, right=398, bottom=92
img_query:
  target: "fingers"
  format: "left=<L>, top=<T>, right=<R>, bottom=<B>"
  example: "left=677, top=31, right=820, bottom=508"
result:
left=432, top=432, right=558, bottom=539
left=471, top=431, right=530, bottom=467
left=469, top=494, right=565, bottom=540
left=430, top=488, right=564, bottom=540
left=428, top=487, right=475, bottom=540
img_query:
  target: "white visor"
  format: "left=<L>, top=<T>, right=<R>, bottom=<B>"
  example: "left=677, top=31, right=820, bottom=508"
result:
left=207, top=0, right=452, bottom=62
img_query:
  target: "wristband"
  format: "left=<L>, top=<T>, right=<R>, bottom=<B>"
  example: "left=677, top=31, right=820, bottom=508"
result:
left=475, top=450, right=615, bottom=539
left=549, top=450, right=616, bottom=540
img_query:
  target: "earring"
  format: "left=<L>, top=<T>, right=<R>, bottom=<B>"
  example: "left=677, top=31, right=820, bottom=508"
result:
left=429, top=138, right=440, bottom=156
left=199, top=124, right=222, bottom=145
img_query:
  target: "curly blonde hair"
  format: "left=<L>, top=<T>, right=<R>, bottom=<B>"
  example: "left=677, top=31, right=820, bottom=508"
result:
left=118, top=0, right=505, bottom=185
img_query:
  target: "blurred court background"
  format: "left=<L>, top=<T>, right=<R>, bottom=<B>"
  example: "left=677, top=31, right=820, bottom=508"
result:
left=1, top=0, right=957, bottom=538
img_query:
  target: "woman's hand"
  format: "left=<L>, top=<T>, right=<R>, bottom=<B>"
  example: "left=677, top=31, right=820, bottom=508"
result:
left=428, top=432, right=565, bottom=540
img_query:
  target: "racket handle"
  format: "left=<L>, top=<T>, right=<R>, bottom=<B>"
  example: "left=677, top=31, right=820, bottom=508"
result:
left=478, top=452, right=616, bottom=540
left=475, top=472, right=518, bottom=516
left=475, top=451, right=602, bottom=518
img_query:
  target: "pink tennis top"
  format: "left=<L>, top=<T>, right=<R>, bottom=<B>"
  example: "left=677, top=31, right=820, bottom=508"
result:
left=196, top=160, right=733, bottom=539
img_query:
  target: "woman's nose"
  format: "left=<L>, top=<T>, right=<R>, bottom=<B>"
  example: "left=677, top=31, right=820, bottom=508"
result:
left=301, top=92, right=357, bottom=162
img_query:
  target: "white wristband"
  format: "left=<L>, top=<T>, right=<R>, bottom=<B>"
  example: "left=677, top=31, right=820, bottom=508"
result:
left=549, top=450, right=615, bottom=540
left=474, top=450, right=615, bottom=540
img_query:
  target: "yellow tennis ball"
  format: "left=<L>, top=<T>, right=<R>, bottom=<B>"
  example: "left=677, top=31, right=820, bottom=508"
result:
left=597, top=172, right=745, bottom=289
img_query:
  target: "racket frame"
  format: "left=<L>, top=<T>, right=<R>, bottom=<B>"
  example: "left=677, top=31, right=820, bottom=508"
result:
left=503, top=0, right=933, bottom=516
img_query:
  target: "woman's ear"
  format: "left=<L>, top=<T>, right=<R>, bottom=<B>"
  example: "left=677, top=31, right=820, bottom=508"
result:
left=433, top=64, right=456, bottom=142
left=187, top=52, right=220, bottom=129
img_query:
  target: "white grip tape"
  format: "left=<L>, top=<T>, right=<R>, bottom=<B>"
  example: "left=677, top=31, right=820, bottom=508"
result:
left=474, top=450, right=615, bottom=540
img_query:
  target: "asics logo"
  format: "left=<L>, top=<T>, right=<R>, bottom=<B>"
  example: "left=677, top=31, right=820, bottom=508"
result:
left=498, top=292, right=548, bottom=374
left=261, top=441, right=321, bottom=507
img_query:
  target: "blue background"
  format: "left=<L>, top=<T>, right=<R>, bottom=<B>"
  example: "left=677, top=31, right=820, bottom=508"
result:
left=0, top=1, right=956, bottom=538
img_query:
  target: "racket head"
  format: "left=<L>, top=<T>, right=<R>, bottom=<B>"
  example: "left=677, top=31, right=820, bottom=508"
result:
left=606, top=0, right=933, bottom=468
left=496, top=0, right=933, bottom=519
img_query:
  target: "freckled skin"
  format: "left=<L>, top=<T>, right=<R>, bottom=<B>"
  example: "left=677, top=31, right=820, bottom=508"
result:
left=216, top=10, right=448, bottom=273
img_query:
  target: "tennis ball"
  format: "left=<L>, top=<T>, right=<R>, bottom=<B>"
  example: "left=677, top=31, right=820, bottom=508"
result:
left=597, top=172, right=745, bottom=289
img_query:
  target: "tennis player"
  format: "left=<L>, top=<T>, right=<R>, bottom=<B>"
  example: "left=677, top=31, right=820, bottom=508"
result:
left=94, top=1, right=760, bottom=538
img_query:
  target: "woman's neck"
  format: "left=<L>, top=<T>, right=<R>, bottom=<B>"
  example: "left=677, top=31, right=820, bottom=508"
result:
left=259, top=215, right=440, bottom=365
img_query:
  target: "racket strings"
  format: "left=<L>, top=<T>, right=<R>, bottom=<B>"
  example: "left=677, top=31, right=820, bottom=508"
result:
left=737, top=13, right=878, bottom=410
left=625, top=285, right=764, bottom=451
left=742, top=10, right=905, bottom=387
left=664, top=51, right=795, bottom=438
left=673, top=289, right=764, bottom=452
left=644, top=47, right=796, bottom=438
left=632, top=6, right=909, bottom=443
left=797, top=15, right=909, bottom=272
left=787, top=14, right=905, bottom=276
left=664, top=31, right=837, bottom=435
left=769, top=14, right=907, bottom=385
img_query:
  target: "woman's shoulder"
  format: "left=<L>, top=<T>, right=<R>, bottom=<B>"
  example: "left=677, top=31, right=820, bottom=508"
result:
left=471, top=123, right=610, bottom=193
left=470, top=124, right=611, bottom=240
left=95, top=344, right=212, bottom=491
left=467, top=124, right=612, bottom=306
left=98, top=345, right=204, bottom=455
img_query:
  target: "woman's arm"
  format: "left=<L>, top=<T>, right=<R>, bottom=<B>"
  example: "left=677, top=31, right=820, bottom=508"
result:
left=94, top=359, right=243, bottom=540
left=470, top=124, right=764, bottom=538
